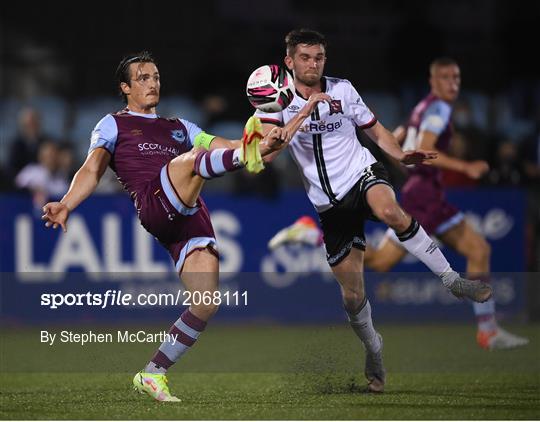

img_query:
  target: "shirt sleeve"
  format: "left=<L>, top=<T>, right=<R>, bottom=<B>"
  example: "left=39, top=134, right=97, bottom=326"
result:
left=419, top=100, right=452, bottom=135
left=345, top=81, right=377, bottom=129
left=253, top=109, right=284, bottom=126
left=179, top=118, right=203, bottom=148
left=88, top=114, right=118, bottom=154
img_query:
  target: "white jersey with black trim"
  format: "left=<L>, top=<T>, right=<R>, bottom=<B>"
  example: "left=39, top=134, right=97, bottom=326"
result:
left=254, top=76, right=378, bottom=212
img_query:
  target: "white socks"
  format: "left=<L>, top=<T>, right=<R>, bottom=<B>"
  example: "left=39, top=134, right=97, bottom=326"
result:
left=144, top=361, right=167, bottom=374
left=346, top=298, right=381, bottom=354
left=390, top=220, right=459, bottom=287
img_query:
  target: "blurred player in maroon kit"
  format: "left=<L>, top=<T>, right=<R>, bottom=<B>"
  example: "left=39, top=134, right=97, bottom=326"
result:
left=41, top=51, right=312, bottom=402
left=271, top=58, right=528, bottom=351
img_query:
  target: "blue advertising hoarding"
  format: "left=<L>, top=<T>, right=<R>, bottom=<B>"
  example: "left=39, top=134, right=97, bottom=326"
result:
left=0, top=189, right=526, bottom=323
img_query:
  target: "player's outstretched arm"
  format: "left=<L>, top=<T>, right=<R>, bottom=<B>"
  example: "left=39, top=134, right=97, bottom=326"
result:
left=417, top=130, right=489, bottom=178
left=284, top=93, right=332, bottom=136
left=42, top=148, right=111, bottom=232
left=365, top=121, right=438, bottom=165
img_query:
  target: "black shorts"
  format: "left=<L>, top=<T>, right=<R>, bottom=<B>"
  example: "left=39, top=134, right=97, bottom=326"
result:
left=318, top=162, right=393, bottom=267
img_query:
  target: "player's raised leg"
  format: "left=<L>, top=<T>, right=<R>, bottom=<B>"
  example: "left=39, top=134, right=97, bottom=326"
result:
left=365, top=184, right=492, bottom=302
left=167, top=116, right=285, bottom=208
left=134, top=248, right=219, bottom=401
left=166, top=117, right=265, bottom=208
left=331, top=248, right=385, bottom=393
left=191, top=116, right=266, bottom=179
left=439, top=221, right=529, bottom=350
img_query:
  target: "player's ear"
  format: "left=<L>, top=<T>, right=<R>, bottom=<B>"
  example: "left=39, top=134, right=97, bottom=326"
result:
left=284, top=55, right=293, bottom=71
left=120, top=82, right=131, bottom=96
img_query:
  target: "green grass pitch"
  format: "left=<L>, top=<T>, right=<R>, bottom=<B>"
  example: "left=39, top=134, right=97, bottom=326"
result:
left=1, top=323, right=538, bottom=420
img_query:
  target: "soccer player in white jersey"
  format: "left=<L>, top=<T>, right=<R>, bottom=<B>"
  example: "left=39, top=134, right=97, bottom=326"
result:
left=270, top=58, right=529, bottom=352
left=255, top=29, right=492, bottom=392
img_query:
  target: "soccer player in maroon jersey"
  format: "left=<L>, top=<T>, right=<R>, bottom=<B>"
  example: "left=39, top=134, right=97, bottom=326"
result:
left=40, top=51, right=320, bottom=402
left=271, top=57, right=528, bottom=351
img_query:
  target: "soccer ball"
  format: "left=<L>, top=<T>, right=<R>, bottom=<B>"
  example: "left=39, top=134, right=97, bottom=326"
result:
left=246, top=65, right=295, bottom=113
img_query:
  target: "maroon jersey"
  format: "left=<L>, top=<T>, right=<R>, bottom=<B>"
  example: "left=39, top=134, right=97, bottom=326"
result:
left=403, top=93, right=453, bottom=182
left=89, top=109, right=202, bottom=201
left=89, top=109, right=217, bottom=271
left=400, top=95, right=462, bottom=235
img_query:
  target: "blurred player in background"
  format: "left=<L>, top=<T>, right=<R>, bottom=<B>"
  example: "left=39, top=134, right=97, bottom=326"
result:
left=8, top=107, right=47, bottom=176
left=15, top=140, right=69, bottom=209
left=270, top=58, right=529, bottom=351
left=41, top=51, right=293, bottom=402
left=257, top=29, right=492, bottom=393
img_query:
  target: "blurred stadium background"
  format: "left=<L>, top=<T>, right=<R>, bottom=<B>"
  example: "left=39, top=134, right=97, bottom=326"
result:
left=1, top=0, right=539, bottom=419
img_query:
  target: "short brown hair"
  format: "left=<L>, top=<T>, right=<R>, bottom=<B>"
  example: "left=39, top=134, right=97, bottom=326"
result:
left=285, top=28, right=327, bottom=56
left=429, top=57, right=458, bottom=75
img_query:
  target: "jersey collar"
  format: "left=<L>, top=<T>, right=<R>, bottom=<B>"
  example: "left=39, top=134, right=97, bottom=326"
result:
left=125, top=108, right=158, bottom=119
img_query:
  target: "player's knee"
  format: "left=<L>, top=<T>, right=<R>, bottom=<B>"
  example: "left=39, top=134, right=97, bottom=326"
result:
left=169, top=149, right=208, bottom=181
left=187, top=148, right=206, bottom=165
left=342, top=289, right=366, bottom=312
left=377, top=205, right=404, bottom=228
left=172, top=148, right=203, bottom=168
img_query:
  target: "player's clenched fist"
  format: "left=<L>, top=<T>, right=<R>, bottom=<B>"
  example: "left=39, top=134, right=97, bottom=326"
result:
left=262, top=126, right=291, bottom=154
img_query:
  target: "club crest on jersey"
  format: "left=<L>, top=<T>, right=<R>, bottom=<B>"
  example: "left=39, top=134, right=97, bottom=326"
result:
left=329, top=100, right=343, bottom=115
left=171, top=130, right=186, bottom=143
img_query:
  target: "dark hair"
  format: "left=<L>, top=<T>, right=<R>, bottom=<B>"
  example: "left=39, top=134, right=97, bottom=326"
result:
left=285, top=28, right=327, bottom=56
left=115, top=51, right=156, bottom=103
left=429, top=57, right=458, bottom=74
